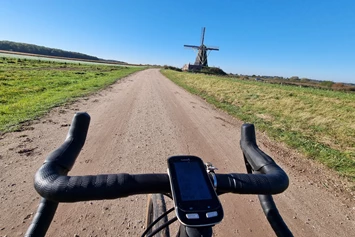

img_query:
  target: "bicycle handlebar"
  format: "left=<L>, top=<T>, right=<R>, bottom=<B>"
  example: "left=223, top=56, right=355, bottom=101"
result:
left=26, top=112, right=291, bottom=236
left=35, top=169, right=288, bottom=202
left=34, top=113, right=288, bottom=202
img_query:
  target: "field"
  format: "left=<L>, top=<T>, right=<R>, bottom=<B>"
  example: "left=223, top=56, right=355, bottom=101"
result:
left=162, top=70, right=355, bottom=182
left=0, top=52, right=125, bottom=66
left=0, top=57, right=145, bottom=132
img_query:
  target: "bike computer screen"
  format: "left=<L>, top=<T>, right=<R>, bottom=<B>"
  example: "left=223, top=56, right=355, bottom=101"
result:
left=174, top=161, right=212, bottom=201
left=168, top=155, right=223, bottom=227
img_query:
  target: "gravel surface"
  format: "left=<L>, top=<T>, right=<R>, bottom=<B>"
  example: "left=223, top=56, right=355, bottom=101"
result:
left=0, top=69, right=354, bottom=236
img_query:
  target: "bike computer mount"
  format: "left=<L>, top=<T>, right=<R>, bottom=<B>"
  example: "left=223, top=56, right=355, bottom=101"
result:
left=167, top=156, right=224, bottom=227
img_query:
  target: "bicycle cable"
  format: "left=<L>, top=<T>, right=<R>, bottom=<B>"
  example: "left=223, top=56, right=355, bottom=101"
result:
left=141, top=207, right=175, bottom=237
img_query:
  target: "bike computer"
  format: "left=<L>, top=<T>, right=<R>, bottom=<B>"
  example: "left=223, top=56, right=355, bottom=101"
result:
left=167, top=155, right=223, bottom=227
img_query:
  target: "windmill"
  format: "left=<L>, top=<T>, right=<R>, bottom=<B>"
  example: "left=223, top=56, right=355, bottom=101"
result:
left=184, top=27, right=219, bottom=67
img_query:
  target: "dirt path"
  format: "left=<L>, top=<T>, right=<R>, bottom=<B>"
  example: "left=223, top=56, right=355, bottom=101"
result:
left=0, top=69, right=354, bottom=236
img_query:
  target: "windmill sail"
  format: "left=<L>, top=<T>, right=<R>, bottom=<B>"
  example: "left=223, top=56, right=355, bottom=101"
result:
left=200, top=27, right=205, bottom=45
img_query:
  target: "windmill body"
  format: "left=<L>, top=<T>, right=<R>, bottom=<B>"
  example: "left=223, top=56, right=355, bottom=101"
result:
left=183, top=27, right=219, bottom=69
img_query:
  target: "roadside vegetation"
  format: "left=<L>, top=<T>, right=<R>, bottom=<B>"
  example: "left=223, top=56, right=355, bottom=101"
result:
left=0, top=40, right=99, bottom=61
left=163, top=65, right=227, bottom=76
left=0, top=57, right=144, bottom=133
left=230, top=74, right=355, bottom=92
left=162, top=69, right=355, bottom=182
left=199, top=67, right=227, bottom=76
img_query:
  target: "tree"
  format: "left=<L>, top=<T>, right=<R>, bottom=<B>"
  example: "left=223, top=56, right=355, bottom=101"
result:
left=290, top=76, right=300, bottom=81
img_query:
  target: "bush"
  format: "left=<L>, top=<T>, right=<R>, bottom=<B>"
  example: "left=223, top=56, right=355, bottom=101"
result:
left=320, top=81, right=334, bottom=88
left=199, top=67, right=227, bottom=76
left=163, top=65, right=182, bottom=72
left=331, top=83, right=355, bottom=92
left=344, top=87, right=355, bottom=92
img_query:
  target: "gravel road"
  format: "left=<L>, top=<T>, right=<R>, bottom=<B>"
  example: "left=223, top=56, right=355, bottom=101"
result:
left=0, top=69, right=354, bottom=236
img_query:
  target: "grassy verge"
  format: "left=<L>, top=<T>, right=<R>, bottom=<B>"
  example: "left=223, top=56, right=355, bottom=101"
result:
left=161, top=70, right=355, bottom=182
left=0, top=57, right=145, bottom=132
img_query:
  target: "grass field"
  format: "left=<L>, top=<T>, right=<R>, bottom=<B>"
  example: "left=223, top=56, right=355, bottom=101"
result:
left=0, top=52, right=127, bottom=66
left=0, top=57, right=145, bottom=133
left=162, top=70, right=355, bottom=182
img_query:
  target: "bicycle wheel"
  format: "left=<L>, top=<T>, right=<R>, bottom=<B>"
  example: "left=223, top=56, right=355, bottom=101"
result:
left=145, top=194, right=170, bottom=237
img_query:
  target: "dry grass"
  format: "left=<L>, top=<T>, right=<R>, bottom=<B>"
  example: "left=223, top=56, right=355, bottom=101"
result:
left=162, top=70, right=355, bottom=181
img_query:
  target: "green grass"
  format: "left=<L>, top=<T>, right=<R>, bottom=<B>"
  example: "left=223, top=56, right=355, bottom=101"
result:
left=162, top=70, right=355, bottom=182
left=0, top=52, right=129, bottom=66
left=0, top=57, right=145, bottom=132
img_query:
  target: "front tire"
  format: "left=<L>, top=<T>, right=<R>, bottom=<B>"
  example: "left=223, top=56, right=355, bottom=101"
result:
left=145, top=194, right=170, bottom=237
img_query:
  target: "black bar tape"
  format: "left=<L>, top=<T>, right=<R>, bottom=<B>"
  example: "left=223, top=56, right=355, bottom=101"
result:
left=240, top=124, right=275, bottom=170
left=24, top=198, right=58, bottom=237
left=44, top=112, right=90, bottom=172
left=35, top=166, right=170, bottom=202
left=258, top=195, right=294, bottom=237
left=216, top=166, right=288, bottom=195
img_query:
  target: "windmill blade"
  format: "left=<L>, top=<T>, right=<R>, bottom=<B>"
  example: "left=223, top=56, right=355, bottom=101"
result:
left=184, top=45, right=200, bottom=49
left=206, top=46, right=219, bottom=51
left=200, top=27, right=206, bottom=46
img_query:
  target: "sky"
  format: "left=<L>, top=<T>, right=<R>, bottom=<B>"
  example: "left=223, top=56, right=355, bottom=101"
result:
left=1, top=0, right=354, bottom=83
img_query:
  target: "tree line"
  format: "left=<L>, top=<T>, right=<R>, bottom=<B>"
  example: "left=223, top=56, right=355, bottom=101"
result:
left=0, top=40, right=99, bottom=61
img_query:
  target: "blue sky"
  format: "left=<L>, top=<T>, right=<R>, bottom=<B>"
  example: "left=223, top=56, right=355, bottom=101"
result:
left=1, top=0, right=354, bottom=83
